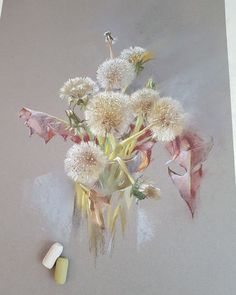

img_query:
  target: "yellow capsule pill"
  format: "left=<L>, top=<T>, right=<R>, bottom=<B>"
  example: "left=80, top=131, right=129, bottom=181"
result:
left=54, top=257, right=69, bottom=285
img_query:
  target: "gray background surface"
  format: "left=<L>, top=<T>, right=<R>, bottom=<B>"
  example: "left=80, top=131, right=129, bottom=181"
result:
left=0, top=0, right=236, bottom=294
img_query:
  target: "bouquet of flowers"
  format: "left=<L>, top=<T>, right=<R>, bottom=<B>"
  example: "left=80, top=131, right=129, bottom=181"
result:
left=19, top=32, right=213, bottom=255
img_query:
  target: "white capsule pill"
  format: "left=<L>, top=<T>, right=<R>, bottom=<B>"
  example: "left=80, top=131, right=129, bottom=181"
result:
left=42, top=242, right=63, bottom=269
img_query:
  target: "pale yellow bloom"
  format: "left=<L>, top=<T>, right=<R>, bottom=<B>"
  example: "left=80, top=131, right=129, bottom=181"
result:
left=120, top=47, right=154, bottom=74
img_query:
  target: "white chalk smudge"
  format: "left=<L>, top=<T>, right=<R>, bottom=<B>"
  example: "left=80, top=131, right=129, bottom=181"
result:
left=23, top=171, right=74, bottom=241
left=137, top=207, right=154, bottom=251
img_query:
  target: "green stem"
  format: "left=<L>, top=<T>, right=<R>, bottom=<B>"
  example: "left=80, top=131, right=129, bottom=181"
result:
left=126, top=115, right=143, bottom=157
left=114, top=157, right=135, bottom=185
left=109, top=120, right=157, bottom=160
left=123, top=119, right=159, bottom=145
left=79, top=182, right=90, bottom=193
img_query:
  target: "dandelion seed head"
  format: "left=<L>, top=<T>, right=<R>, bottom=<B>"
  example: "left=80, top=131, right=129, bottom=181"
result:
left=64, top=142, right=107, bottom=185
left=96, top=58, right=135, bottom=90
left=59, top=77, right=98, bottom=101
left=85, top=91, right=133, bottom=137
left=131, top=88, right=160, bottom=116
left=148, top=97, right=185, bottom=141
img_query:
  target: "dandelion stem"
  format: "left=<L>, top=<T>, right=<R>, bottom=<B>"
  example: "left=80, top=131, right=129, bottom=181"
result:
left=104, top=31, right=115, bottom=59
left=109, top=120, right=157, bottom=160
left=108, top=41, right=114, bottom=59
left=114, top=157, right=135, bottom=185
left=120, top=121, right=156, bottom=146
left=79, top=182, right=90, bottom=193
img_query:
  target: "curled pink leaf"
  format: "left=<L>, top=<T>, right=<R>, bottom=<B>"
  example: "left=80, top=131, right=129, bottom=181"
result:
left=135, top=141, right=155, bottom=172
left=166, top=130, right=213, bottom=217
left=19, top=107, right=81, bottom=143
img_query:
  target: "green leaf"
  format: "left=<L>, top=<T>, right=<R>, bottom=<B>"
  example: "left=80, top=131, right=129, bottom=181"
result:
left=131, top=180, right=146, bottom=200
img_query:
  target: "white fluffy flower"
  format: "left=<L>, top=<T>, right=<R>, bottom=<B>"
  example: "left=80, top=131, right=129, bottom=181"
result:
left=64, top=142, right=107, bottom=185
left=131, top=88, right=160, bottom=116
left=148, top=97, right=185, bottom=141
left=140, top=184, right=160, bottom=199
left=59, top=77, right=98, bottom=101
left=120, top=46, right=146, bottom=62
left=85, top=91, right=132, bottom=137
left=96, top=58, right=135, bottom=90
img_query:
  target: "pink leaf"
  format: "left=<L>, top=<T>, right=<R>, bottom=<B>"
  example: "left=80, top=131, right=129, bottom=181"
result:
left=19, top=107, right=81, bottom=143
left=166, top=130, right=213, bottom=217
left=135, top=141, right=155, bottom=172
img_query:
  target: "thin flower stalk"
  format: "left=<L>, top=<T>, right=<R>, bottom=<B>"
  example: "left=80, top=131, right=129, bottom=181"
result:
left=114, top=157, right=135, bottom=185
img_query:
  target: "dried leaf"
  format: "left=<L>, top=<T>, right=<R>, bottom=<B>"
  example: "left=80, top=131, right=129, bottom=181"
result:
left=89, top=190, right=110, bottom=228
left=89, top=190, right=110, bottom=209
left=168, top=166, right=203, bottom=216
left=136, top=141, right=155, bottom=172
left=19, top=107, right=81, bottom=143
left=166, top=130, right=213, bottom=216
